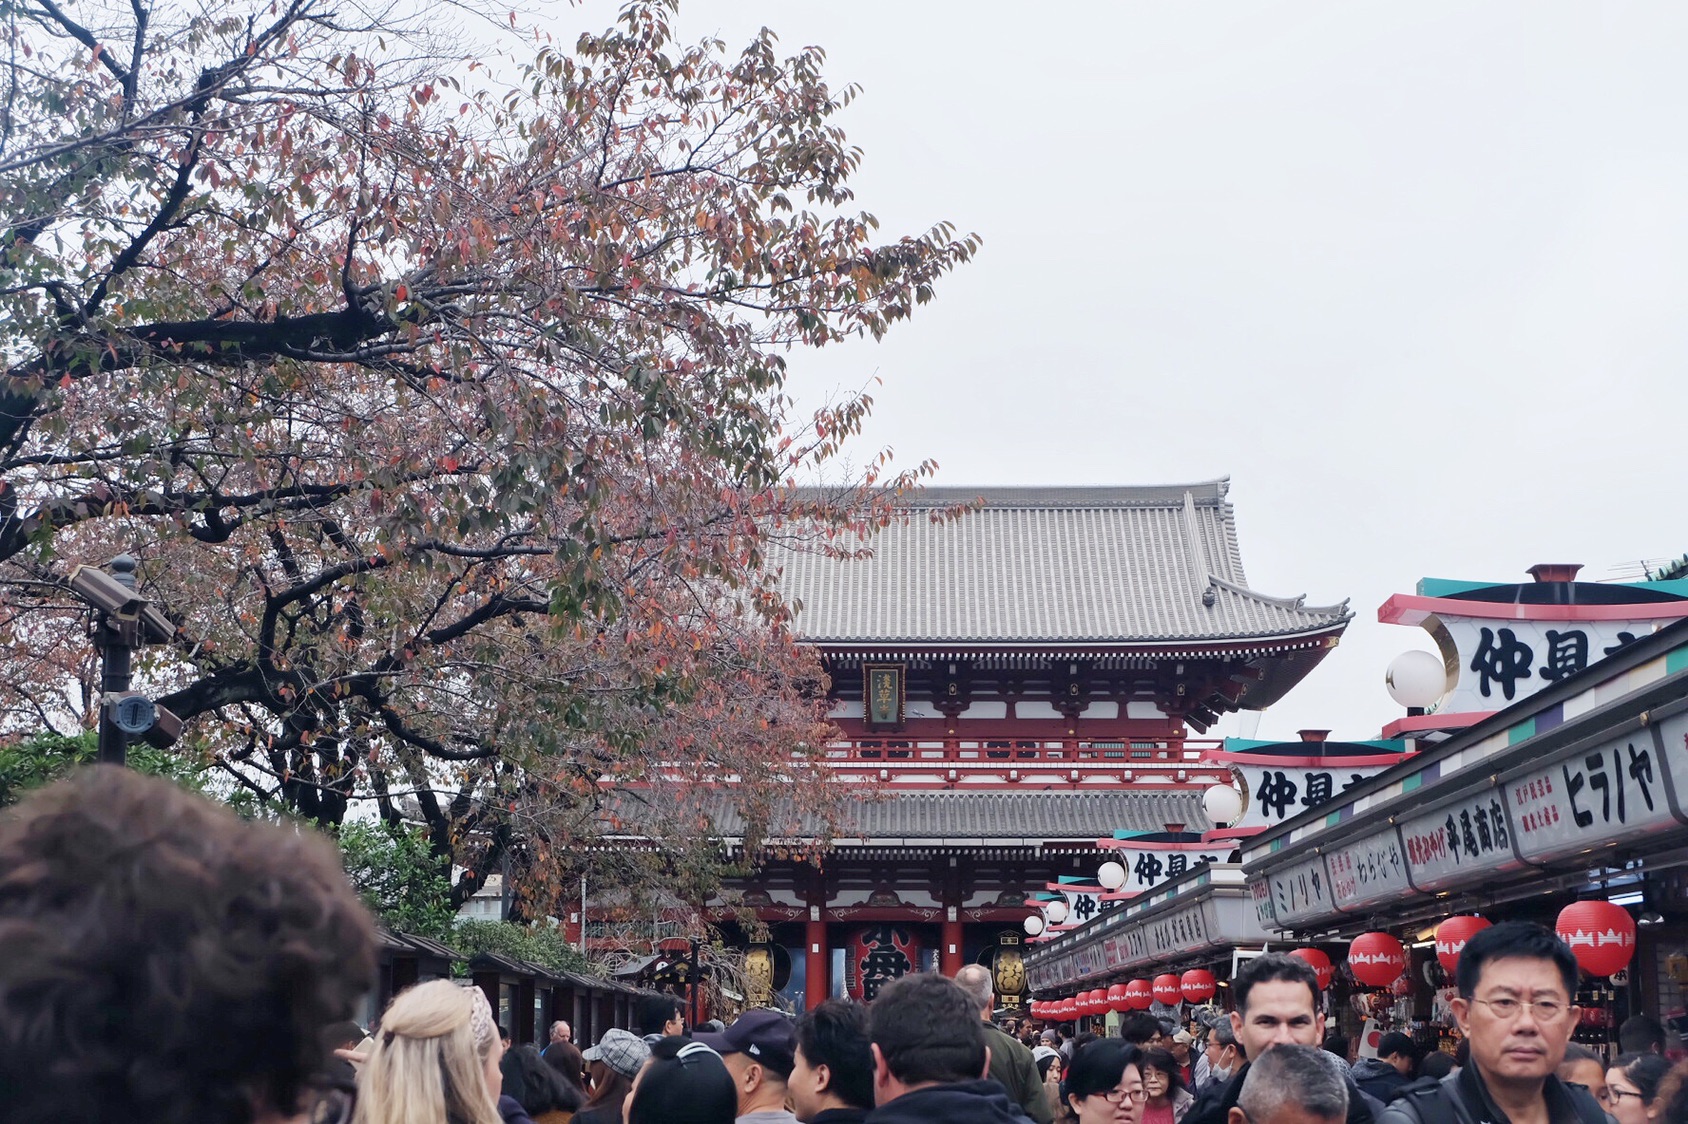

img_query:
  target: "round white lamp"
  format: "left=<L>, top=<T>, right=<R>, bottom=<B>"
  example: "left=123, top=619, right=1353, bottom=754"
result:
left=1044, top=898, right=1070, bottom=924
left=1386, top=650, right=1447, bottom=709
left=1097, top=860, right=1127, bottom=891
left=1023, top=913, right=1046, bottom=936
left=1202, top=782, right=1243, bottom=828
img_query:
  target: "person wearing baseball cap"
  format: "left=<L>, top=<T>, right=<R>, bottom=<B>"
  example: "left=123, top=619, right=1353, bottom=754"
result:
left=695, top=1008, right=799, bottom=1124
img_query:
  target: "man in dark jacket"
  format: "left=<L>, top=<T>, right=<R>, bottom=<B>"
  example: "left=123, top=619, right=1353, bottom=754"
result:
left=1183, top=953, right=1379, bottom=1124
left=1350, top=1032, right=1415, bottom=1104
left=864, top=974, right=1030, bottom=1124
left=791, top=1000, right=874, bottom=1124
left=955, top=965, right=1052, bottom=1124
left=1376, top=923, right=1607, bottom=1124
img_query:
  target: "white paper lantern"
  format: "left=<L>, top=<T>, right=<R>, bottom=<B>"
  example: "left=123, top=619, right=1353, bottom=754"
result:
left=1097, top=861, right=1127, bottom=891
left=1045, top=898, right=1070, bottom=924
left=1202, top=783, right=1243, bottom=827
left=1023, top=914, right=1046, bottom=936
left=1386, top=650, right=1448, bottom=709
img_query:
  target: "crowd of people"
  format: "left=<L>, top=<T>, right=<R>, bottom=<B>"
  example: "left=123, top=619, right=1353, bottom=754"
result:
left=9, top=767, right=1688, bottom=1124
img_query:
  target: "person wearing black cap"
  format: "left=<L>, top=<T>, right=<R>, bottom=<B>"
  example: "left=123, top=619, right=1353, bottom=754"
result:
left=695, top=1008, right=800, bottom=1124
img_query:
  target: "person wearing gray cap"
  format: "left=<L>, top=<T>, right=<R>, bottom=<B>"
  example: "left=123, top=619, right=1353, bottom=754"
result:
left=695, top=1008, right=800, bottom=1124
left=576, top=1029, right=651, bottom=1124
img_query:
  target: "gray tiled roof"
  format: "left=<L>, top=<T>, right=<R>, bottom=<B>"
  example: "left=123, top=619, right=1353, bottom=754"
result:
left=772, top=480, right=1349, bottom=645
left=616, top=788, right=1204, bottom=844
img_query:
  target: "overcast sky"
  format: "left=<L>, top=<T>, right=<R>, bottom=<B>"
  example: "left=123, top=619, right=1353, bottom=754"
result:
left=563, top=3, right=1688, bottom=741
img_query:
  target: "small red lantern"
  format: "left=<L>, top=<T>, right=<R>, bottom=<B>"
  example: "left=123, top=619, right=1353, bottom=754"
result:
left=1107, top=982, right=1131, bottom=1012
left=1181, top=968, right=1218, bottom=1002
left=1435, top=915, right=1492, bottom=975
left=1059, top=998, right=1076, bottom=1021
left=1153, top=973, right=1183, bottom=1006
left=1125, top=979, right=1154, bottom=1010
left=1080, top=989, right=1101, bottom=1016
left=1289, top=948, right=1334, bottom=989
left=1557, top=900, right=1637, bottom=978
left=1348, top=932, right=1407, bottom=987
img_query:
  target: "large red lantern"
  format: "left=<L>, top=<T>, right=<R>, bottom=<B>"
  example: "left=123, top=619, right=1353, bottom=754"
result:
left=1058, top=998, right=1075, bottom=1021
left=1181, top=969, right=1218, bottom=1003
left=1125, top=979, right=1154, bottom=1010
left=1348, top=932, right=1407, bottom=987
left=1435, top=915, right=1492, bottom=975
left=1557, top=901, right=1637, bottom=978
left=1153, top=974, right=1183, bottom=1006
left=1107, top=983, right=1132, bottom=1012
left=843, top=925, right=921, bottom=1001
left=1080, top=989, right=1102, bottom=1016
left=1289, top=948, right=1334, bottom=989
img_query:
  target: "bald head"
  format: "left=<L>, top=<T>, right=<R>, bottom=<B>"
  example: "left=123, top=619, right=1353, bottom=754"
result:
left=953, top=965, right=994, bottom=1014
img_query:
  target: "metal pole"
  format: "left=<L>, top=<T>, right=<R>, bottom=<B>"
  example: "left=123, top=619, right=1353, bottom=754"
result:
left=580, top=875, right=588, bottom=954
left=95, top=630, right=131, bottom=766
left=95, top=554, right=139, bottom=767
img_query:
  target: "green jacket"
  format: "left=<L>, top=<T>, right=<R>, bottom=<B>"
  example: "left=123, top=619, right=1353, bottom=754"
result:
left=982, top=1022, right=1053, bottom=1124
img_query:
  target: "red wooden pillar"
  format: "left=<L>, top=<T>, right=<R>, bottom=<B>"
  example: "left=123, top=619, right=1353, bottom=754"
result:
left=805, top=916, right=829, bottom=1010
left=940, top=915, right=964, bottom=977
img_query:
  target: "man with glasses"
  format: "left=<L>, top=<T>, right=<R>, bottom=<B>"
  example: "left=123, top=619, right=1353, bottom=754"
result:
left=1225, top=1044, right=1349, bottom=1124
left=1377, top=922, right=1607, bottom=1124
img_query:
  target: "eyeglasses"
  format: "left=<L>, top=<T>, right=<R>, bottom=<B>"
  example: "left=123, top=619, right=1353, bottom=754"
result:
left=1609, top=1088, right=1646, bottom=1103
left=1465, top=996, right=1572, bottom=1022
left=1097, top=1087, right=1148, bottom=1104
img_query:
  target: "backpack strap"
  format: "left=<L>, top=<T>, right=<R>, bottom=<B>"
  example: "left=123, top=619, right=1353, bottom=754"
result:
left=1387, top=1074, right=1474, bottom=1124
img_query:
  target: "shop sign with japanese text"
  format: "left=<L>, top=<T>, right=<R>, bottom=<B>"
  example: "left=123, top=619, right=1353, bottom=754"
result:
left=1400, top=791, right=1525, bottom=892
left=1233, top=763, right=1397, bottom=830
left=1510, top=724, right=1685, bottom=864
left=1107, top=847, right=1228, bottom=893
left=1327, top=830, right=1412, bottom=913
left=1268, top=854, right=1336, bottom=927
left=1142, top=904, right=1210, bottom=959
left=1249, top=876, right=1277, bottom=929
left=1438, top=618, right=1652, bottom=715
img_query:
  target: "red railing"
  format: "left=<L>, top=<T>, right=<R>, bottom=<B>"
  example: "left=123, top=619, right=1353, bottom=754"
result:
left=813, top=737, right=1230, bottom=787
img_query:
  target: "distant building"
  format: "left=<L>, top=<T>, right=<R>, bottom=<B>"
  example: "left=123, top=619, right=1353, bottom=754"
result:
left=609, top=480, right=1352, bottom=1010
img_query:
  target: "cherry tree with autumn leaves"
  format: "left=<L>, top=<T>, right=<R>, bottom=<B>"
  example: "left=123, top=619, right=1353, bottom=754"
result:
left=0, top=0, right=976, bottom=913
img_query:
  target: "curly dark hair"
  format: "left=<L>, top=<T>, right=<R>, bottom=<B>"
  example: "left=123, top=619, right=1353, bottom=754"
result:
left=0, top=765, right=377, bottom=1124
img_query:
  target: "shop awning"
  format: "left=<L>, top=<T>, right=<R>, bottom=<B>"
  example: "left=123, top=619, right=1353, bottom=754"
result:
left=1242, top=617, right=1688, bottom=936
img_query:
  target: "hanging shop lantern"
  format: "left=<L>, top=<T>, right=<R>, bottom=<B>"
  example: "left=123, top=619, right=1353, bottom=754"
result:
left=1435, top=915, right=1492, bottom=975
left=1289, top=947, right=1334, bottom=989
left=1557, top=900, right=1637, bottom=978
left=1108, top=982, right=1132, bottom=1012
left=1024, top=913, right=1046, bottom=937
left=1061, top=997, right=1078, bottom=1020
left=1348, top=932, right=1407, bottom=987
left=1125, top=979, right=1155, bottom=1010
left=1076, top=989, right=1097, bottom=1016
left=1090, top=988, right=1110, bottom=1015
left=1153, top=974, right=1184, bottom=1006
left=1180, top=969, right=1218, bottom=1003
left=1045, top=899, right=1070, bottom=925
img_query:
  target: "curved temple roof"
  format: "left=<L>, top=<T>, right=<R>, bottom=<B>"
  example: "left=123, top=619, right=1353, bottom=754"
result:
left=773, top=479, right=1350, bottom=647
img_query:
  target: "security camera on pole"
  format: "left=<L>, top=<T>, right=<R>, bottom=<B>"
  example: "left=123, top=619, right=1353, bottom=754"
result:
left=69, top=554, right=180, bottom=766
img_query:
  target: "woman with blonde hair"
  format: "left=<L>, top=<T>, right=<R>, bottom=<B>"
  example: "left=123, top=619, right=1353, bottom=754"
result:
left=354, top=980, right=505, bottom=1124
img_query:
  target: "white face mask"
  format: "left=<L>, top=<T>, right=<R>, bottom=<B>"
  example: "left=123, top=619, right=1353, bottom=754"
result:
left=1211, top=1063, right=1233, bottom=1083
